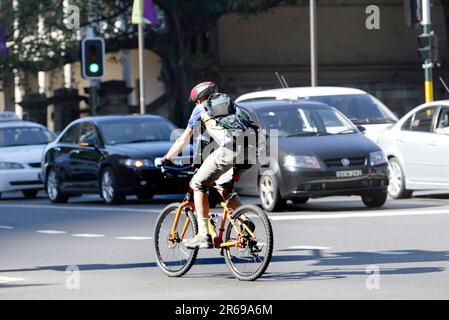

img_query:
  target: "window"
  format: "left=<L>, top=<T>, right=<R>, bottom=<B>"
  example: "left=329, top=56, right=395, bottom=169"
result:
left=401, top=115, right=413, bottom=131
left=257, top=105, right=356, bottom=137
left=98, top=118, right=176, bottom=145
left=60, top=123, right=82, bottom=144
left=437, top=108, right=449, bottom=130
left=410, top=107, right=435, bottom=133
left=79, top=122, right=100, bottom=146
left=0, top=126, right=55, bottom=148
left=307, top=94, right=398, bottom=125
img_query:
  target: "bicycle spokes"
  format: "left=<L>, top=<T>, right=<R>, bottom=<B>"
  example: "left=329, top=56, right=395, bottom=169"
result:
left=154, top=203, right=198, bottom=276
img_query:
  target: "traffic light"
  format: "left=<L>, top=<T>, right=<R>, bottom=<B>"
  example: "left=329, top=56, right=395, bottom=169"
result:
left=404, top=0, right=422, bottom=28
left=81, top=37, right=105, bottom=79
left=417, top=32, right=440, bottom=66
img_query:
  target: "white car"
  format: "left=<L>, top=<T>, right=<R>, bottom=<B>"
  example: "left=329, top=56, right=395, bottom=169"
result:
left=377, top=100, right=449, bottom=199
left=0, top=113, right=56, bottom=198
left=236, top=87, right=398, bottom=142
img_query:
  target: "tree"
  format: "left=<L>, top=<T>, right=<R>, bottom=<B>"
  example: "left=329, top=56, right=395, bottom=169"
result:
left=0, top=0, right=290, bottom=124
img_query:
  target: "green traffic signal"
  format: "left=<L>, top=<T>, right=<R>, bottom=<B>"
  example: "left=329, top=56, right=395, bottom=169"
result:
left=89, top=63, right=100, bottom=74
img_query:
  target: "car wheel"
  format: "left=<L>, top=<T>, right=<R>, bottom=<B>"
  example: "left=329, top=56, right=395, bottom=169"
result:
left=259, top=174, right=285, bottom=212
left=100, top=167, right=125, bottom=205
left=291, top=197, right=309, bottom=205
left=388, top=158, right=413, bottom=199
left=23, top=189, right=39, bottom=199
left=46, top=169, right=69, bottom=203
left=362, top=191, right=388, bottom=208
left=136, top=191, right=154, bottom=201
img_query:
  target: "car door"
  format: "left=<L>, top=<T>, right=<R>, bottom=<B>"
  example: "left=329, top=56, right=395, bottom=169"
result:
left=397, top=106, right=438, bottom=183
left=72, top=122, right=103, bottom=191
left=56, top=122, right=83, bottom=190
left=430, top=106, right=449, bottom=186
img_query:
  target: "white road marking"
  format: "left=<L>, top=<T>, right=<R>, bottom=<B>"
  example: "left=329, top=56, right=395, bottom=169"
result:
left=0, top=203, right=159, bottom=213
left=115, top=236, right=152, bottom=240
left=72, top=233, right=105, bottom=238
left=270, top=209, right=449, bottom=221
left=288, top=245, right=331, bottom=250
left=36, top=230, right=67, bottom=234
left=368, top=250, right=410, bottom=255
left=0, top=225, right=14, bottom=229
left=0, top=276, right=25, bottom=283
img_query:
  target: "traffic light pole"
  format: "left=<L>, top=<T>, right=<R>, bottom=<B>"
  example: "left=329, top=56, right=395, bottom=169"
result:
left=89, top=0, right=99, bottom=116
left=422, top=0, right=433, bottom=103
left=310, top=0, right=318, bottom=87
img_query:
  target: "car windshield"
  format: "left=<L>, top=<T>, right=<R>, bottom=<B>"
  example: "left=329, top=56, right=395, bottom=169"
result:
left=304, top=94, right=398, bottom=125
left=0, top=126, right=56, bottom=147
left=99, top=118, right=176, bottom=145
left=258, top=106, right=358, bottom=137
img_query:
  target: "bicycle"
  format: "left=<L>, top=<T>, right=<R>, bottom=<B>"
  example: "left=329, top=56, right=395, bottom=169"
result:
left=153, top=163, right=273, bottom=281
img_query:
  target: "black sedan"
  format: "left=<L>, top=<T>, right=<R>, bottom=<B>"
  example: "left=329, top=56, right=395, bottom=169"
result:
left=234, top=100, right=389, bottom=211
left=42, top=115, right=191, bottom=204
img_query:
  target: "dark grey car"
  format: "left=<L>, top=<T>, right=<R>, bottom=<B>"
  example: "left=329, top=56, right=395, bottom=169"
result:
left=234, top=100, right=389, bottom=212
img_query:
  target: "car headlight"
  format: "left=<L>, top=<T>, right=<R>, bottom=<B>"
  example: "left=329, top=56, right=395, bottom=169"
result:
left=284, top=155, right=321, bottom=169
left=0, top=161, right=25, bottom=170
left=370, top=151, right=387, bottom=166
left=119, top=159, right=154, bottom=168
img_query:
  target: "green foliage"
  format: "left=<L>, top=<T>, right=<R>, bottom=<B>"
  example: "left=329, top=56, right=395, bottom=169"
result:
left=0, top=0, right=287, bottom=78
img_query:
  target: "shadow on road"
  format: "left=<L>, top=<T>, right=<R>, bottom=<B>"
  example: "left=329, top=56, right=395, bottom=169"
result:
left=1, top=249, right=447, bottom=282
left=259, top=266, right=445, bottom=282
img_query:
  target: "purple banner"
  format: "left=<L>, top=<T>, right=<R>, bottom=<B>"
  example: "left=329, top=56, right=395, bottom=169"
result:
left=0, top=18, right=8, bottom=56
left=143, top=0, right=160, bottom=25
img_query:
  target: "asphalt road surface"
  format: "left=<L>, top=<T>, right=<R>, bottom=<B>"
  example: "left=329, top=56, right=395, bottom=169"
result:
left=1, top=191, right=449, bottom=300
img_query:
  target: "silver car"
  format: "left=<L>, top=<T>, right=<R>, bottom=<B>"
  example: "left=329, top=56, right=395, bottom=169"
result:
left=377, top=101, right=449, bottom=199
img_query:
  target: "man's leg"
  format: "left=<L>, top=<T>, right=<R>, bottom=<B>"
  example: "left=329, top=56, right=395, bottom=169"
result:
left=185, top=147, right=234, bottom=249
left=194, top=190, right=210, bottom=233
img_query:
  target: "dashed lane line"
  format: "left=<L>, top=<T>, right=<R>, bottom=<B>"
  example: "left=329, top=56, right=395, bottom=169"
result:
left=0, top=225, right=14, bottom=229
left=115, top=236, right=153, bottom=240
left=72, top=233, right=105, bottom=238
left=0, top=276, right=25, bottom=283
left=36, top=230, right=67, bottom=234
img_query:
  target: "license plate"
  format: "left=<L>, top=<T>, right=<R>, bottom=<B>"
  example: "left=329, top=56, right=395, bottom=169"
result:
left=336, top=170, right=363, bottom=178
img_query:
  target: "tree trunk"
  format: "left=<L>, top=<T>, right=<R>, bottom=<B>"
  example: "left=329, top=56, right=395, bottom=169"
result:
left=2, top=70, right=15, bottom=111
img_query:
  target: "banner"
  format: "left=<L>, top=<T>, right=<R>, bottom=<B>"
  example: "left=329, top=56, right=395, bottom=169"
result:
left=0, top=18, right=8, bottom=56
left=132, top=0, right=160, bottom=25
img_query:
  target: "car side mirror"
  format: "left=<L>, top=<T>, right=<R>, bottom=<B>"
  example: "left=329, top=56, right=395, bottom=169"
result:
left=357, top=125, right=367, bottom=133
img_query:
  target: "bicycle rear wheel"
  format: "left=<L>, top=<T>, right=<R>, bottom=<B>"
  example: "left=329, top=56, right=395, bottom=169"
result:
left=154, top=202, right=198, bottom=277
left=223, top=204, right=273, bottom=281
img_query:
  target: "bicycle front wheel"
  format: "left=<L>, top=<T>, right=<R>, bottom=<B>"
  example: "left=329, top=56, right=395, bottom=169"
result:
left=154, top=202, right=198, bottom=277
left=223, top=204, right=273, bottom=281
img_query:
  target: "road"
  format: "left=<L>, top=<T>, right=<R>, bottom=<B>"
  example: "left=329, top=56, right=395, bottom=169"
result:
left=1, top=191, right=449, bottom=300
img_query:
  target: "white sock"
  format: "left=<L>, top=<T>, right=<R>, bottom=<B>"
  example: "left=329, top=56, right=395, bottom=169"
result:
left=198, top=218, right=209, bottom=236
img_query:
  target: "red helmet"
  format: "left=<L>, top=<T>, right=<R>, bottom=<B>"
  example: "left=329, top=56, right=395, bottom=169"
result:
left=189, top=82, right=218, bottom=103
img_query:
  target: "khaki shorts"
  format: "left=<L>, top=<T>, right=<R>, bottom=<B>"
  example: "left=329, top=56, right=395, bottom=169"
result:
left=190, top=146, right=235, bottom=192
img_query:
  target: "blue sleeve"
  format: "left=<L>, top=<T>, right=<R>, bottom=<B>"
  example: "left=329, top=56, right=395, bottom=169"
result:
left=187, top=105, right=202, bottom=128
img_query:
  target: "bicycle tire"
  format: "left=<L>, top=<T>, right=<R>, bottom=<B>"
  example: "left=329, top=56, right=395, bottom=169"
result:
left=154, top=202, right=199, bottom=277
left=223, top=204, right=273, bottom=281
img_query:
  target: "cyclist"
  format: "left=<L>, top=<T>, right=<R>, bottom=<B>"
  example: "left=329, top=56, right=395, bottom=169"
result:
left=161, top=82, right=242, bottom=249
